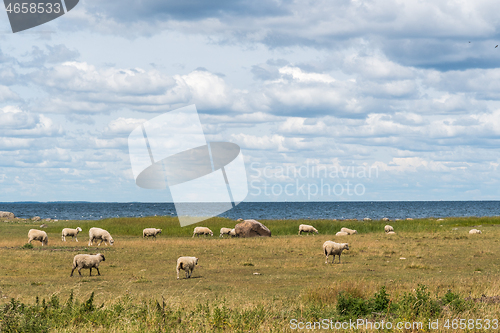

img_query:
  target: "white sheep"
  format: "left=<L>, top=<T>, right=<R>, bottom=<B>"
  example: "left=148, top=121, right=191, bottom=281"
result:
left=386, top=231, right=396, bottom=235
left=363, top=218, right=372, bottom=221
left=298, top=224, right=318, bottom=235
left=176, top=256, right=198, bottom=279
left=62, top=227, right=82, bottom=242
left=469, top=229, right=482, bottom=235
left=28, top=229, right=48, bottom=246
left=382, top=217, right=390, bottom=221
left=220, top=228, right=233, bottom=238
left=143, top=228, right=162, bottom=240
left=384, top=225, right=394, bottom=233
left=335, top=231, right=349, bottom=236
left=340, top=227, right=358, bottom=235
left=70, top=253, right=106, bottom=277
left=192, top=227, right=213, bottom=237
left=88, top=227, right=114, bottom=246
left=323, top=241, right=349, bottom=264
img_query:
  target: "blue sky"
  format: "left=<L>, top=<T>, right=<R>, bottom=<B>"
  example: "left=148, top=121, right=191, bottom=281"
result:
left=1, top=0, right=500, bottom=202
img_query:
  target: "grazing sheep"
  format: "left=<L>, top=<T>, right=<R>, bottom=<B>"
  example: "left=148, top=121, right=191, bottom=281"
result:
left=143, top=228, right=162, bottom=240
left=323, top=241, right=349, bottom=264
left=437, top=218, right=444, bottom=221
left=229, top=229, right=236, bottom=237
left=88, top=227, right=114, bottom=246
left=220, top=228, right=233, bottom=238
left=363, top=218, right=372, bottom=221
left=176, top=256, right=198, bottom=279
left=340, top=227, right=358, bottom=235
left=335, top=231, right=349, bottom=236
left=70, top=253, right=106, bottom=277
left=382, top=217, right=390, bottom=221
left=386, top=231, right=396, bottom=235
left=192, top=227, right=213, bottom=237
left=384, top=225, right=394, bottom=233
left=28, top=229, right=48, bottom=246
left=62, top=227, right=83, bottom=242
left=298, top=224, right=318, bottom=235
left=469, top=229, right=482, bottom=235
left=406, top=218, right=414, bottom=221
left=40, top=224, right=48, bottom=228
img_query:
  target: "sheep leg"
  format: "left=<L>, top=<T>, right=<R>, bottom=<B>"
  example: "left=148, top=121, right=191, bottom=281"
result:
left=96, top=267, right=101, bottom=276
left=89, top=267, right=92, bottom=276
left=98, top=239, right=103, bottom=246
left=75, top=236, right=78, bottom=242
left=325, top=254, right=329, bottom=264
left=70, top=268, right=75, bottom=277
left=78, top=268, right=82, bottom=276
left=62, top=235, right=65, bottom=241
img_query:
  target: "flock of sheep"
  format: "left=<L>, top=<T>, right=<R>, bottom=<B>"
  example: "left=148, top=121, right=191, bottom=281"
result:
left=25, top=220, right=484, bottom=279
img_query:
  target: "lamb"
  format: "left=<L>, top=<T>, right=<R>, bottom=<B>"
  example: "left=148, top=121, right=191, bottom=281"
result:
left=335, top=231, right=349, bottom=236
left=220, top=228, right=233, bottom=238
left=28, top=229, right=48, bottom=246
left=340, top=227, right=358, bottom=235
left=62, top=227, right=83, bottom=242
left=384, top=225, right=394, bottom=233
left=143, top=228, right=162, bottom=240
left=88, top=227, right=114, bottom=246
left=298, top=224, right=318, bottom=235
left=70, top=253, right=106, bottom=277
left=192, top=227, right=213, bottom=237
left=469, top=229, right=482, bottom=234
left=176, top=256, right=198, bottom=279
left=323, top=241, right=349, bottom=264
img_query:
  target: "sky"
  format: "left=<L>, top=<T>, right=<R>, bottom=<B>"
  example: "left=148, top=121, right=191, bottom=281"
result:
left=1, top=0, right=500, bottom=203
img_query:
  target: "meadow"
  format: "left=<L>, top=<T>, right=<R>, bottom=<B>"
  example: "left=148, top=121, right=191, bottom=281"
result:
left=0, top=216, right=500, bottom=332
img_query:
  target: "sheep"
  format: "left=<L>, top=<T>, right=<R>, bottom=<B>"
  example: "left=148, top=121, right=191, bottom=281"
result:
left=386, top=231, right=396, bottom=235
left=192, top=227, right=213, bottom=237
left=229, top=228, right=236, bottom=237
left=340, top=227, right=358, bottom=235
left=298, top=224, right=318, bottom=235
left=176, top=256, right=198, bottom=279
left=70, top=253, right=106, bottom=277
left=28, top=229, right=48, bottom=246
left=62, top=227, right=82, bottom=242
left=406, top=218, right=414, bottom=221
left=143, top=228, right=162, bottom=240
left=323, top=241, right=349, bottom=264
left=88, top=227, right=114, bottom=246
left=363, top=217, right=372, bottom=221
left=384, top=225, right=394, bottom=233
left=469, top=229, right=482, bottom=235
left=382, top=217, right=390, bottom=221
left=220, top=228, right=233, bottom=238
left=335, top=231, right=349, bottom=236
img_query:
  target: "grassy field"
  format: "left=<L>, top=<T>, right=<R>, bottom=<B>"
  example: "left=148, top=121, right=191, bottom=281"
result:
left=1, top=216, right=500, bottom=332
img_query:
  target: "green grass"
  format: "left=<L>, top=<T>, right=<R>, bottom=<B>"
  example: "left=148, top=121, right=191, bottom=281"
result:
left=0, top=215, right=500, bottom=332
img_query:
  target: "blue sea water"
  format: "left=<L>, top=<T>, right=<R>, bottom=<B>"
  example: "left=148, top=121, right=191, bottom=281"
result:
left=0, top=201, right=499, bottom=221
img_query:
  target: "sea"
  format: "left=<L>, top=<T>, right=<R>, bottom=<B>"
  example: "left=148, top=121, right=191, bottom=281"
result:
left=0, top=201, right=499, bottom=221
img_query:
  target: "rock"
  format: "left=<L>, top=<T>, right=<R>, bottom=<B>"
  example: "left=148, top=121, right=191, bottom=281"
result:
left=40, top=224, right=48, bottom=228
left=234, top=219, right=271, bottom=238
left=406, top=218, right=414, bottom=221
left=0, top=211, right=15, bottom=219
left=32, top=216, right=41, bottom=221
left=363, top=217, right=372, bottom=221
left=382, top=217, right=390, bottom=221
left=44, top=218, right=51, bottom=222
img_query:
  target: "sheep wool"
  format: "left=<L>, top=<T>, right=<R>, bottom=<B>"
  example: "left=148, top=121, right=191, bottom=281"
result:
left=28, top=229, right=48, bottom=246
left=384, top=225, right=394, bottom=233
left=298, top=224, right=318, bottom=235
left=62, top=227, right=83, bottom=242
left=70, top=253, right=106, bottom=277
left=335, top=231, right=349, bottom=236
left=88, top=227, right=114, bottom=246
left=143, top=228, right=162, bottom=240
left=220, top=228, right=233, bottom=238
left=323, top=241, right=349, bottom=264
left=229, top=229, right=236, bottom=237
left=340, top=227, right=358, bottom=235
left=193, top=227, right=213, bottom=237
left=176, top=256, right=198, bottom=279
left=469, top=229, right=482, bottom=235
